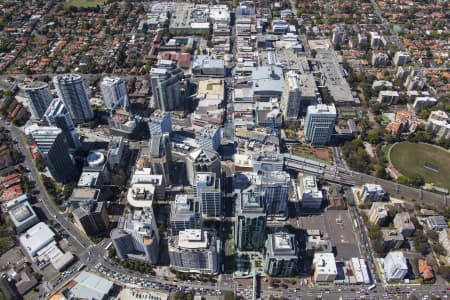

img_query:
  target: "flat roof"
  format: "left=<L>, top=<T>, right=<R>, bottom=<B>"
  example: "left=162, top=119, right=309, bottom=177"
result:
left=178, top=229, right=208, bottom=249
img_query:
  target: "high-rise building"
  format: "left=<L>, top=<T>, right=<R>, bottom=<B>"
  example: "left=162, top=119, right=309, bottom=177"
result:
left=111, top=208, right=159, bottom=264
left=100, top=77, right=129, bottom=110
left=168, top=229, right=218, bottom=274
left=43, top=98, right=81, bottom=150
left=53, top=74, right=93, bottom=124
left=368, top=202, right=389, bottom=225
left=170, top=194, right=201, bottom=235
left=283, top=71, right=302, bottom=121
left=19, top=81, right=52, bottom=120
left=148, top=134, right=173, bottom=185
left=150, top=61, right=184, bottom=112
left=235, top=187, right=266, bottom=251
left=194, top=172, right=221, bottom=218
left=197, top=125, right=222, bottom=151
left=185, top=148, right=221, bottom=186
left=73, top=201, right=109, bottom=236
left=264, top=232, right=298, bottom=277
left=383, top=251, right=408, bottom=282
left=256, top=171, right=290, bottom=220
left=148, top=111, right=172, bottom=136
left=30, top=126, right=77, bottom=183
left=304, top=104, right=337, bottom=145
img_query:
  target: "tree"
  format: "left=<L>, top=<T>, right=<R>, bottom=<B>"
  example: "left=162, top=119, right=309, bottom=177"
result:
left=366, top=129, right=382, bottom=144
left=409, top=174, right=424, bottom=187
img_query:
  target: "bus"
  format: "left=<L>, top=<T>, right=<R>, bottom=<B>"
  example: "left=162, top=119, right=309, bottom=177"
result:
left=368, top=284, right=376, bottom=291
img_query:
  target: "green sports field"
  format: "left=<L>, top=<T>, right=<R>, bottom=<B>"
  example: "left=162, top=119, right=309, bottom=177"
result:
left=390, top=142, right=450, bottom=190
left=65, top=0, right=104, bottom=8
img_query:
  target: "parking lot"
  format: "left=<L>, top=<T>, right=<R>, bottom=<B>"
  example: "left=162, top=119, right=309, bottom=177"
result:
left=297, top=210, right=360, bottom=261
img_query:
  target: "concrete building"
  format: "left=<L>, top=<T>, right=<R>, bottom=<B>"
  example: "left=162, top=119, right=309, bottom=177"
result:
left=30, top=126, right=77, bottom=183
left=382, top=230, right=404, bottom=249
left=251, top=66, right=284, bottom=101
left=372, top=52, right=390, bottom=67
left=168, top=229, right=218, bottom=274
left=61, top=271, right=114, bottom=300
left=383, top=251, right=408, bottom=282
left=313, top=252, right=337, bottom=283
left=368, top=202, right=389, bottom=225
left=107, top=136, right=124, bottom=167
left=170, top=194, right=201, bottom=235
left=251, top=153, right=284, bottom=173
left=377, top=90, right=400, bottom=104
left=53, top=74, right=93, bottom=124
left=73, top=201, right=109, bottom=236
left=69, top=188, right=102, bottom=209
left=19, top=222, right=55, bottom=257
left=427, top=110, right=450, bottom=139
left=349, top=258, right=371, bottom=284
left=427, top=216, right=448, bottom=231
left=148, top=111, right=172, bottom=136
left=393, top=51, right=411, bottom=66
left=185, top=148, right=221, bottom=186
left=282, top=71, right=302, bottom=121
left=360, top=184, right=385, bottom=202
left=100, top=76, right=129, bottom=110
left=150, top=61, right=184, bottom=112
left=235, top=187, right=266, bottom=251
left=111, top=208, right=159, bottom=264
left=272, top=20, right=289, bottom=34
left=84, top=151, right=110, bottom=184
left=108, top=109, right=138, bottom=138
left=331, top=25, right=347, bottom=45
left=439, top=229, right=450, bottom=261
left=130, top=168, right=165, bottom=201
left=370, top=32, right=382, bottom=49
left=43, top=98, right=81, bottom=150
left=7, top=199, right=39, bottom=233
left=298, top=174, right=323, bottom=209
left=127, top=183, right=155, bottom=208
left=20, top=81, right=52, bottom=120
left=304, top=104, right=337, bottom=145
left=264, top=233, right=298, bottom=277
left=195, top=172, right=221, bottom=218
left=192, top=55, right=226, bottom=77
left=393, top=212, right=415, bottom=237
left=413, top=96, right=437, bottom=111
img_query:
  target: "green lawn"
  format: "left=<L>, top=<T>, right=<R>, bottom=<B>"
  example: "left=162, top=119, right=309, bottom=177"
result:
left=390, top=142, right=450, bottom=190
left=65, top=0, right=104, bottom=8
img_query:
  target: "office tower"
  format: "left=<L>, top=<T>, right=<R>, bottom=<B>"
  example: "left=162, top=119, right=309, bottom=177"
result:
left=43, top=98, right=81, bottom=150
left=19, top=81, right=52, bottom=120
left=185, top=148, right=221, bottom=186
left=72, top=201, right=109, bottom=236
left=255, top=171, right=290, bottom=220
left=264, top=233, right=298, bottom=277
left=170, top=194, right=201, bottom=235
left=235, top=187, right=266, bottom=251
left=111, top=208, right=159, bottom=264
left=100, top=77, right=129, bottom=110
left=148, top=134, right=173, bottom=185
left=30, top=126, right=77, bottom=183
left=304, top=104, right=337, bottom=145
left=150, top=61, right=184, bottom=112
left=53, top=74, right=93, bottom=124
left=198, top=125, right=222, bottom=151
left=168, top=229, right=218, bottom=274
left=148, top=111, right=172, bottom=136
left=194, top=172, right=221, bottom=218
left=283, top=71, right=302, bottom=121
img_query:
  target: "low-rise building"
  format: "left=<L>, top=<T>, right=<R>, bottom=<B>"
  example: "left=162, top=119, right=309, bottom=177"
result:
left=427, top=216, right=448, bottom=231
left=360, top=184, right=384, bottom=202
left=313, top=252, right=337, bottom=283
left=6, top=199, right=39, bottom=233
left=192, top=55, right=226, bottom=77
